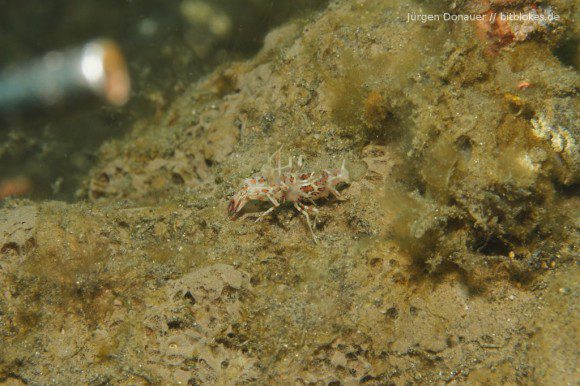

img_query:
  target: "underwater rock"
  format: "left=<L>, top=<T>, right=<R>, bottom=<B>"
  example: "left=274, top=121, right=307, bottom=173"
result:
left=530, top=98, right=579, bottom=184
left=0, top=205, right=36, bottom=253
left=1, top=0, right=578, bottom=384
left=143, top=264, right=257, bottom=383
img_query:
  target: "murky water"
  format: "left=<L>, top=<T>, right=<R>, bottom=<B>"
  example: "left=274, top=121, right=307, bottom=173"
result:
left=0, top=0, right=327, bottom=200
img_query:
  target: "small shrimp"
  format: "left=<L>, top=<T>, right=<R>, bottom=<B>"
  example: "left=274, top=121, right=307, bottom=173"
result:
left=228, top=149, right=349, bottom=242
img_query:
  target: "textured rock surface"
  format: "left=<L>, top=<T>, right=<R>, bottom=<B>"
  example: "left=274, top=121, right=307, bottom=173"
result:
left=1, top=0, right=578, bottom=384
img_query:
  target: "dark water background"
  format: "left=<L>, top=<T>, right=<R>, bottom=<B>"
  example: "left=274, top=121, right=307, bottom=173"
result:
left=0, top=0, right=327, bottom=200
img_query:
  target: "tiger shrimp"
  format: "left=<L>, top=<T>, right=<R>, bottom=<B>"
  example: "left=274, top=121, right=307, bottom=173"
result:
left=228, top=149, right=350, bottom=242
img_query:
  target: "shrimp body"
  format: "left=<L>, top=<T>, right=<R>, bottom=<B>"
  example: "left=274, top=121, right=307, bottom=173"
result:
left=228, top=150, right=349, bottom=241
